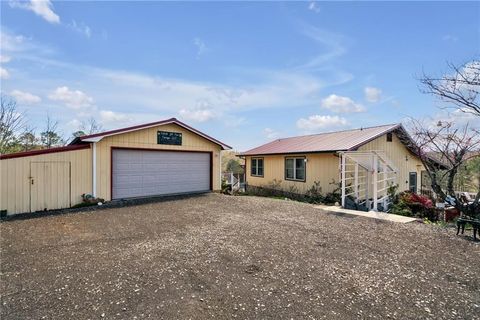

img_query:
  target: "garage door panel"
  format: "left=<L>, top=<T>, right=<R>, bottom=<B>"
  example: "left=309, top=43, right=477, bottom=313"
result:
left=112, top=149, right=210, bottom=199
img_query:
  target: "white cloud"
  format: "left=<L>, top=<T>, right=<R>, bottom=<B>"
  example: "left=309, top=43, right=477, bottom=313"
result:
left=99, top=110, right=131, bottom=123
left=263, top=128, right=280, bottom=139
left=297, top=25, right=347, bottom=69
left=9, top=0, right=60, bottom=24
left=68, top=20, right=91, bottom=38
left=193, top=37, right=207, bottom=59
left=10, top=90, right=42, bottom=104
left=0, top=67, right=10, bottom=79
left=178, top=107, right=216, bottom=123
left=48, top=86, right=94, bottom=109
left=364, top=87, right=382, bottom=103
left=321, top=94, right=365, bottom=113
left=296, top=115, right=348, bottom=131
left=0, top=55, right=11, bottom=63
left=442, top=34, right=458, bottom=42
left=308, top=1, right=320, bottom=13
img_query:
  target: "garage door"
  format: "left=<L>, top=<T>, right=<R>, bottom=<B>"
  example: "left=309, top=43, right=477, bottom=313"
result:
left=112, top=149, right=211, bottom=199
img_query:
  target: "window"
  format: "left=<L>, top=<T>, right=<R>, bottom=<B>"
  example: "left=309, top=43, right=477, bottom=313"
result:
left=386, top=132, right=393, bottom=142
left=285, top=157, right=306, bottom=181
left=251, top=158, right=264, bottom=177
left=409, top=172, right=417, bottom=193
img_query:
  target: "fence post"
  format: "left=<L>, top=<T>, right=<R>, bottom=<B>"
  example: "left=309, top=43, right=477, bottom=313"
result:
left=373, top=154, right=378, bottom=211
left=341, top=154, right=346, bottom=208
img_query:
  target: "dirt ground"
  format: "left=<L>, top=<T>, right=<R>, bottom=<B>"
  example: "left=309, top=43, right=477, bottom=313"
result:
left=1, top=193, right=479, bottom=319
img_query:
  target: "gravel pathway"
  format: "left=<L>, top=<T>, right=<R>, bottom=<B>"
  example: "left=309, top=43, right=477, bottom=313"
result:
left=1, top=193, right=479, bottom=319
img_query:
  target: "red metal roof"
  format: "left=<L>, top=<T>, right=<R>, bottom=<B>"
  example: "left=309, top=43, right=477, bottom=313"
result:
left=70, top=117, right=231, bottom=150
left=241, top=124, right=401, bottom=156
left=0, top=144, right=90, bottom=160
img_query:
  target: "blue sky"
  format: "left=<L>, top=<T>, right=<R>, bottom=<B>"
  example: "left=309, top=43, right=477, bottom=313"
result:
left=1, top=1, right=479, bottom=150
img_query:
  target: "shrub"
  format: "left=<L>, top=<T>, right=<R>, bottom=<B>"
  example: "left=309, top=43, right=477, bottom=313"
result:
left=391, top=200, right=413, bottom=216
left=394, top=191, right=438, bottom=220
left=305, top=181, right=324, bottom=203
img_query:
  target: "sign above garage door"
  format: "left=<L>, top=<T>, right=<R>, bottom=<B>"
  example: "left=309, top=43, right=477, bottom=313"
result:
left=157, top=131, right=182, bottom=145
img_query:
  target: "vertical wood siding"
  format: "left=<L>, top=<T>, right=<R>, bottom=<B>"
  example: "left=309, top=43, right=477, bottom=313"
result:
left=0, top=148, right=92, bottom=214
left=245, top=132, right=425, bottom=195
left=95, top=123, right=222, bottom=201
left=358, top=132, right=424, bottom=192
left=245, top=153, right=340, bottom=193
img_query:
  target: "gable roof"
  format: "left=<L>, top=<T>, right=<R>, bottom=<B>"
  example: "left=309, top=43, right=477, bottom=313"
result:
left=241, top=124, right=401, bottom=156
left=69, top=118, right=231, bottom=150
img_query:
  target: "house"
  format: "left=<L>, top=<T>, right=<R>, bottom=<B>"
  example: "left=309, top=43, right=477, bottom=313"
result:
left=240, top=124, right=426, bottom=211
left=0, top=118, right=230, bottom=215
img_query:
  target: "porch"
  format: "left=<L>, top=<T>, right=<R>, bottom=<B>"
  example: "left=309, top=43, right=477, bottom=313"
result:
left=339, top=150, right=398, bottom=212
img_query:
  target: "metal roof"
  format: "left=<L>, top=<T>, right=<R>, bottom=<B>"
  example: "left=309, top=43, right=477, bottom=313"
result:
left=241, top=124, right=401, bottom=156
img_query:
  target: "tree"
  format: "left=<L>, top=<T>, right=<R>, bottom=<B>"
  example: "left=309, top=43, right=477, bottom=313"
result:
left=18, top=127, right=38, bottom=151
left=408, top=120, right=479, bottom=217
left=40, top=116, right=64, bottom=148
left=80, top=117, right=103, bottom=134
left=0, top=95, right=24, bottom=154
left=420, top=60, right=479, bottom=116
left=71, top=118, right=103, bottom=140
left=413, top=59, right=480, bottom=217
left=226, top=158, right=244, bottom=174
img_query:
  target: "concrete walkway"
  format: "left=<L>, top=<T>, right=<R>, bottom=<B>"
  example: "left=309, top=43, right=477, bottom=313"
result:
left=315, top=205, right=418, bottom=223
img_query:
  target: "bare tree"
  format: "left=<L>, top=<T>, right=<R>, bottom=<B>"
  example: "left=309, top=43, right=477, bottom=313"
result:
left=407, top=119, right=480, bottom=217
left=80, top=117, right=103, bottom=134
left=420, top=60, right=480, bottom=116
left=72, top=117, right=103, bottom=139
left=40, top=115, right=64, bottom=148
left=0, top=95, right=25, bottom=154
left=18, top=127, right=38, bottom=151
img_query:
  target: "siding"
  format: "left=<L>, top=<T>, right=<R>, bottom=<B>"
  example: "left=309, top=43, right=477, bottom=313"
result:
left=358, top=132, right=424, bottom=192
left=0, top=148, right=92, bottom=214
left=95, top=123, right=222, bottom=201
left=245, top=153, right=340, bottom=194
left=245, top=131, right=425, bottom=195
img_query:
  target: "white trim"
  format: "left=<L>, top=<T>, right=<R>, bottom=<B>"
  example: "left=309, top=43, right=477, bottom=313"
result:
left=341, top=154, right=346, bottom=207
left=92, top=142, right=97, bottom=197
left=373, top=154, right=378, bottom=211
left=80, top=120, right=231, bottom=150
left=219, top=151, right=222, bottom=190
left=82, top=136, right=103, bottom=143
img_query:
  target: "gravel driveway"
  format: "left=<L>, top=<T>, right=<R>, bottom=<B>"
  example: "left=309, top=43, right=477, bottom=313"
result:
left=1, top=193, right=479, bottom=319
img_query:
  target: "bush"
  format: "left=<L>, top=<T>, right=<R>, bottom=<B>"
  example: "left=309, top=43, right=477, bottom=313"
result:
left=305, top=181, right=324, bottom=203
left=391, top=200, right=413, bottom=216
left=393, top=191, right=438, bottom=220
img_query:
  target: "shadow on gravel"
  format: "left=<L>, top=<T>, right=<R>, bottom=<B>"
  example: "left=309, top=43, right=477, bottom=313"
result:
left=0, top=192, right=212, bottom=223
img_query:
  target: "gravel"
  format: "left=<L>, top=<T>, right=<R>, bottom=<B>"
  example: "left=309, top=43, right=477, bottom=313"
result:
left=1, top=193, right=479, bottom=319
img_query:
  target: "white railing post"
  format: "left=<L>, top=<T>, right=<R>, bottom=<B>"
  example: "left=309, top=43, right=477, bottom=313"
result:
left=373, top=154, right=378, bottom=211
left=341, top=153, right=346, bottom=208
left=354, top=162, right=359, bottom=203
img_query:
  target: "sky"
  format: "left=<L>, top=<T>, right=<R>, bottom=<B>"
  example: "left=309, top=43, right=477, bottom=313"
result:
left=0, top=1, right=479, bottom=151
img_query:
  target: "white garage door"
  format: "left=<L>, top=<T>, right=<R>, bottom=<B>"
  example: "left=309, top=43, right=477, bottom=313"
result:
left=112, top=149, right=211, bottom=199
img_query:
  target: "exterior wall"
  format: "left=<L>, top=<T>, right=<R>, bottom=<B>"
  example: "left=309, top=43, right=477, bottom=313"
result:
left=358, top=132, right=424, bottom=192
left=95, top=123, right=222, bottom=201
left=245, top=131, right=425, bottom=195
left=245, top=153, right=340, bottom=194
left=0, top=148, right=92, bottom=214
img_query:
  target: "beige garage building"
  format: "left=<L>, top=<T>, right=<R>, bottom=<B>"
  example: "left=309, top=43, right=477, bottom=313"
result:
left=0, top=118, right=230, bottom=215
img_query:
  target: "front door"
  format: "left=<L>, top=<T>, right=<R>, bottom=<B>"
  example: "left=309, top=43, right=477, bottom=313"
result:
left=409, top=172, right=417, bottom=193
left=30, top=162, right=71, bottom=212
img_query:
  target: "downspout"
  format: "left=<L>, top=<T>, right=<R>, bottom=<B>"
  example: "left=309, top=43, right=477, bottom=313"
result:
left=219, top=150, right=222, bottom=191
left=92, top=142, right=97, bottom=197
